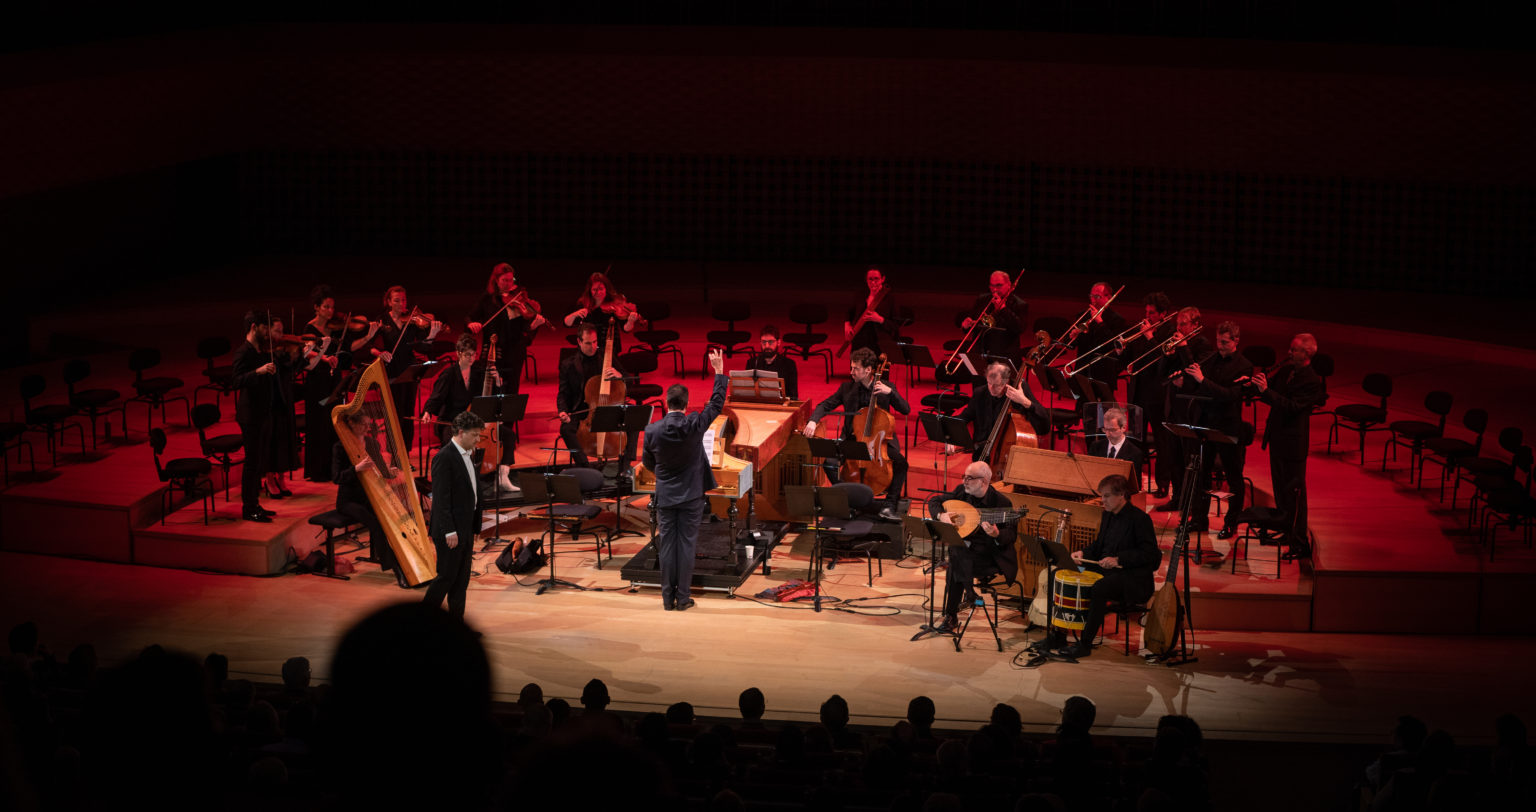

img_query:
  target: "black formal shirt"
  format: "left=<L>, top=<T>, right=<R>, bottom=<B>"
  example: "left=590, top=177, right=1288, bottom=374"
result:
left=1260, top=363, right=1327, bottom=455
left=1186, top=351, right=1254, bottom=434
left=744, top=352, right=800, bottom=400
left=966, top=292, right=1030, bottom=358
left=1071, top=307, right=1128, bottom=384
left=810, top=378, right=910, bottom=439
left=557, top=350, right=626, bottom=416
left=1083, top=503, right=1161, bottom=600
left=926, top=485, right=1020, bottom=579
left=954, top=385, right=1050, bottom=459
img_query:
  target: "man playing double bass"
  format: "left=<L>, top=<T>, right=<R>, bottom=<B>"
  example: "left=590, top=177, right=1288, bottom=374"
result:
left=557, top=323, right=636, bottom=482
left=802, top=347, right=910, bottom=519
left=944, top=360, right=1050, bottom=462
left=928, top=460, right=1019, bottom=633
left=1053, top=474, right=1160, bottom=660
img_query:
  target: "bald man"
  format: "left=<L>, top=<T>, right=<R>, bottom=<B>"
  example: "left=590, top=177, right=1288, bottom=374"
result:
left=926, top=461, right=1019, bottom=633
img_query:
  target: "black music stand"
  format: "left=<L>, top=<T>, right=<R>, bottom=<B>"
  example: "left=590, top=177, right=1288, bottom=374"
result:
left=806, top=435, right=870, bottom=487
left=1165, top=420, right=1234, bottom=566
left=517, top=471, right=589, bottom=595
left=919, top=413, right=973, bottom=496
left=392, top=360, right=443, bottom=467
left=1033, top=362, right=1076, bottom=403
left=904, top=515, right=968, bottom=642
left=470, top=393, right=528, bottom=550
left=1021, top=533, right=1080, bottom=667
left=590, top=403, right=651, bottom=540
left=784, top=484, right=854, bottom=612
left=891, top=342, right=936, bottom=395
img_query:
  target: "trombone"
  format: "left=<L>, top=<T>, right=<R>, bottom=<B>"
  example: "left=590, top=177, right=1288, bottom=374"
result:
left=942, top=267, right=1025, bottom=375
left=1125, top=325, right=1203, bottom=376
left=1037, top=284, right=1125, bottom=367
left=1062, top=311, right=1174, bottom=376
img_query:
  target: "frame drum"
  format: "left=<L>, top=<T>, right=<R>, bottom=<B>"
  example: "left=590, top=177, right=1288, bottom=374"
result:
left=1050, top=569, right=1104, bottom=630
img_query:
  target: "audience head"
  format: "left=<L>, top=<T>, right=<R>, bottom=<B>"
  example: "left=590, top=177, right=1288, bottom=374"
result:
left=820, top=694, right=851, bottom=731
left=907, top=695, right=936, bottom=732
left=1060, top=695, right=1096, bottom=736
left=280, top=656, right=310, bottom=691
left=581, top=678, right=611, bottom=711
left=739, top=687, right=766, bottom=721
left=666, top=701, right=696, bottom=726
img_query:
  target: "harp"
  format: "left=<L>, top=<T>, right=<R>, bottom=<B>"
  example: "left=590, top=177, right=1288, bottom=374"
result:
left=330, top=359, right=436, bottom=585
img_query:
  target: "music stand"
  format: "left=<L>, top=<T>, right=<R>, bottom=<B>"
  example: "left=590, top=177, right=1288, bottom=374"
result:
left=590, top=403, right=651, bottom=540
left=1033, top=363, right=1076, bottom=403
left=517, top=471, right=589, bottom=594
left=729, top=369, right=784, bottom=402
left=891, top=342, right=936, bottom=395
left=919, top=413, right=972, bottom=495
left=904, top=515, right=968, bottom=642
left=470, top=393, right=528, bottom=550
left=1165, top=420, right=1234, bottom=567
left=1021, top=533, right=1080, bottom=667
left=806, top=435, right=870, bottom=487
left=784, top=484, right=853, bottom=612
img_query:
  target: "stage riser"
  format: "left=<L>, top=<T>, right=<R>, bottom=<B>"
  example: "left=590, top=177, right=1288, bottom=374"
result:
left=1474, top=574, right=1536, bottom=635
left=0, top=499, right=137, bottom=563
left=1312, top=574, right=1479, bottom=634
left=1190, top=594, right=1313, bottom=633
left=133, top=528, right=297, bottom=576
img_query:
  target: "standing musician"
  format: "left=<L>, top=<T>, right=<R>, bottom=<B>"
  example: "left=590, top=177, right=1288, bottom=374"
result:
left=1088, top=407, right=1145, bottom=486
left=945, top=359, right=1050, bottom=461
left=1053, top=474, right=1160, bottom=659
left=960, top=270, right=1030, bottom=361
left=332, top=410, right=404, bottom=585
left=467, top=262, right=546, bottom=397
left=263, top=317, right=302, bottom=496
left=563, top=271, right=641, bottom=355
left=1122, top=292, right=1175, bottom=498
left=372, top=285, right=445, bottom=451
left=230, top=310, right=284, bottom=522
left=300, top=285, right=346, bottom=482
left=1176, top=320, right=1253, bottom=539
left=803, top=347, right=910, bottom=519
left=1067, top=282, right=1128, bottom=388
left=1253, top=333, right=1327, bottom=556
left=1154, top=306, right=1210, bottom=512
left=928, top=460, right=1019, bottom=633
left=642, top=349, right=728, bottom=611
left=745, top=325, right=799, bottom=400
left=421, top=334, right=517, bottom=493
left=844, top=266, right=898, bottom=356
left=557, top=323, right=637, bottom=480
left=423, top=410, right=486, bottom=620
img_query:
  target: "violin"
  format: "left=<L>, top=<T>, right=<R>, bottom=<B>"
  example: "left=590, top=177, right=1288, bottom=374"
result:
left=506, top=288, right=542, bottom=320
left=598, top=294, right=639, bottom=321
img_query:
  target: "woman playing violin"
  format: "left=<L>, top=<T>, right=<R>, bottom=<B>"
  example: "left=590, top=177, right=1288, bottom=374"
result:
left=563, top=271, right=641, bottom=355
left=373, top=285, right=445, bottom=451
left=467, top=263, right=545, bottom=397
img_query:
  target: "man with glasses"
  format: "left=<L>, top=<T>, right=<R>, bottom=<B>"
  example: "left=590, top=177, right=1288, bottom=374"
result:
left=927, top=461, right=1019, bottom=634
left=745, top=325, right=799, bottom=400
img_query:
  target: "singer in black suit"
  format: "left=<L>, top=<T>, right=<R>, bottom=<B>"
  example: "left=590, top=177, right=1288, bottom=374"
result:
left=1254, top=333, right=1327, bottom=548
left=1087, top=406, right=1145, bottom=489
left=423, top=411, right=486, bottom=619
left=642, top=349, right=728, bottom=611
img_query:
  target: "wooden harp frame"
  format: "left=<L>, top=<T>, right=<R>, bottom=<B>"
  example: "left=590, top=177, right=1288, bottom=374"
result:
left=330, top=359, right=436, bottom=585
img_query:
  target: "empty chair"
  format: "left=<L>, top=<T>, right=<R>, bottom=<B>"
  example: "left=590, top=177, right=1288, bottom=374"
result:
left=1328, top=372, right=1392, bottom=464
left=631, top=301, right=684, bottom=375
left=20, top=374, right=85, bottom=465
left=616, top=350, right=665, bottom=413
left=1420, top=408, right=1488, bottom=497
left=194, top=337, right=238, bottom=409
left=1, top=421, right=36, bottom=485
left=783, top=303, right=836, bottom=383
left=521, top=466, right=614, bottom=567
left=920, top=365, right=975, bottom=418
left=702, top=301, right=753, bottom=375
left=149, top=427, right=213, bottom=525
left=1478, top=446, right=1534, bottom=558
left=821, top=482, right=885, bottom=586
left=126, top=348, right=191, bottom=434
left=1383, top=390, right=1453, bottom=482
left=63, top=359, right=125, bottom=450
left=1453, top=426, right=1523, bottom=512
left=193, top=403, right=245, bottom=501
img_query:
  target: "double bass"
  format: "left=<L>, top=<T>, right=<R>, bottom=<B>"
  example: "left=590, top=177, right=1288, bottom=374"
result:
left=474, top=335, right=503, bottom=474
left=837, top=355, right=895, bottom=496
left=576, top=321, right=627, bottom=458
left=976, top=362, right=1039, bottom=480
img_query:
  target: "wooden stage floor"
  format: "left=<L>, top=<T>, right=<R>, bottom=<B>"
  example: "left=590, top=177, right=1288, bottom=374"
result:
left=3, top=257, right=1535, bottom=745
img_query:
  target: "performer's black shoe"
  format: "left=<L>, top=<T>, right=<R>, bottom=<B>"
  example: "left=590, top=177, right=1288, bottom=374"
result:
left=934, top=614, right=959, bottom=634
left=1151, top=488, right=1169, bottom=499
left=677, top=598, right=696, bottom=612
left=662, top=598, right=675, bottom=611
left=1216, top=527, right=1235, bottom=540
left=1061, top=643, right=1092, bottom=660
left=878, top=505, right=901, bottom=521
left=1153, top=500, right=1180, bottom=512
left=259, top=506, right=277, bottom=516
left=243, top=510, right=272, bottom=523
left=1042, top=630, right=1069, bottom=649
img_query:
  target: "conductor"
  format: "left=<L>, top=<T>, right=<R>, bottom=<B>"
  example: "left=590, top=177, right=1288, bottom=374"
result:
left=643, top=348, right=728, bottom=611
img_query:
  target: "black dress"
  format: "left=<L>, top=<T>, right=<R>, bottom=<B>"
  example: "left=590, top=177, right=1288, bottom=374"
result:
left=300, top=320, right=344, bottom=481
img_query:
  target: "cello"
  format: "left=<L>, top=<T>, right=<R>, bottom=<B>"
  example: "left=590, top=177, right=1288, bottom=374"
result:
left=473, top=335, right=503, bottom=474
left=576, top=320, right=627, bottom=458
left=837, top=355, right=895, bottom=497
left=975, top=363, right=1039, bottom=481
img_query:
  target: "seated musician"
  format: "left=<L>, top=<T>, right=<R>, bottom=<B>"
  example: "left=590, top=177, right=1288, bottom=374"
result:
left=1087, top=407, right=1144, bottom=486
left=1054, top=474, right=1160, bottom=660
left=844, top=266, right=898, bottom=355
left=332, top=411, right=406, bottom=586
left=960, top=270, right=1030, bottom=361
left=802, top=347, right=909, bottom=519
left=563, top=271, right=640, bottom=355
left=745, top=325, right=799, bottom=400
left=557, top=323, right=637, bottom=483
left=928, top=460, right=1019, bottom=634
left=422, top=334, right=516, bottom=493
left=944, top=359, right=1050, bottom=461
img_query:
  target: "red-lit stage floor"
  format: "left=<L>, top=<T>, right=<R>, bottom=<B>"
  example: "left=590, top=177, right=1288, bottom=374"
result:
left=2, top=258, right=1534, bottom=743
